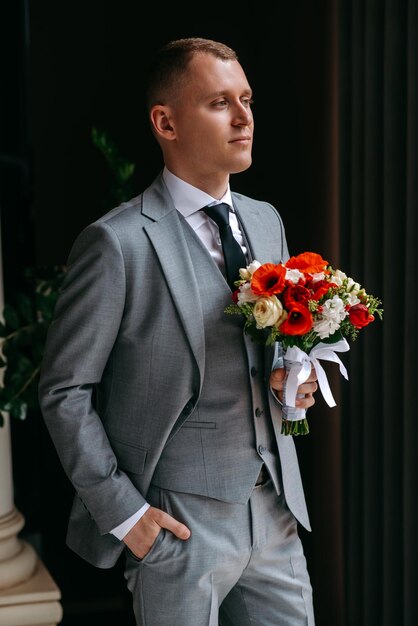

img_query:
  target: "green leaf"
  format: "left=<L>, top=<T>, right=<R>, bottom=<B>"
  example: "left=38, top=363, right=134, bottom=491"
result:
left=0, top=264, right=68, bottom=427
left=3, top=304, right=20, bottom=330
left=16, top=293, right=35, bottom=324
left=8, top=398, right=28, bottom=420
left=119, top=162, right=135, bottom=182
left=321, top=330, right=344, bottom=345
left=92, top=126, right=136, bottom=206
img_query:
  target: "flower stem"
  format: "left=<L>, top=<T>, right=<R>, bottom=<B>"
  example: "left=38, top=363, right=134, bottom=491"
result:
left=11, top=365, right=40, bottom=401
left=281, top=417, right=310, bottom=436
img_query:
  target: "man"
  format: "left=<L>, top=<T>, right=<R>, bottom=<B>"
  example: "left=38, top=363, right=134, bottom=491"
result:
left=39, top=37, right=318, bottom=625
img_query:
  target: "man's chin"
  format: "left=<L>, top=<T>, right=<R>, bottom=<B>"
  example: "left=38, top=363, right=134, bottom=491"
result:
left=230, top=157, right=253, bottom=174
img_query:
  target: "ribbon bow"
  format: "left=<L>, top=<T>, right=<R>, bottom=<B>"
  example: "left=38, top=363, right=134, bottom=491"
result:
left=284, top=338, right=350, bottom=408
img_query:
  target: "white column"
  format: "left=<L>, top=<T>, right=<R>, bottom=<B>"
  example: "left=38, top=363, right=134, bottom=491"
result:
left=0, top=216, right=63, bottom=624
left=0, top=415, right=38, bottom=590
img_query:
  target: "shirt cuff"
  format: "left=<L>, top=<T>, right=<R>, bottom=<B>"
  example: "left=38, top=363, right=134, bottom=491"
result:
left=109, top=502, right=150, bottom=540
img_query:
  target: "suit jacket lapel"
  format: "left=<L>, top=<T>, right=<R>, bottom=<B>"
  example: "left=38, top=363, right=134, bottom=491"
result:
left=232, top=195, right=288, bottom=264
left=142, top=176, right=206, bottom=389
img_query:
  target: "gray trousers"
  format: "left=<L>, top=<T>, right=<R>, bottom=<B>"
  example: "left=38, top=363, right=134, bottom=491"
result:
left=124, top=480, right=315, bottom=626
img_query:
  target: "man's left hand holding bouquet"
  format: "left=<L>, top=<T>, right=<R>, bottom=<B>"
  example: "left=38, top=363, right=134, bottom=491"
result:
left=270, top=366, right=318, bottom=411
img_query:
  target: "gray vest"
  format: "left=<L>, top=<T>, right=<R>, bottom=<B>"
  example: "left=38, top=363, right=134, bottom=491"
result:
left=152, top=219, right=282, bottom=503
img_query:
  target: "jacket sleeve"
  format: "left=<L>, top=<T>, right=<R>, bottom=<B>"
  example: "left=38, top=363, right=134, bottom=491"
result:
left=38, top=220, right=147, bottom=535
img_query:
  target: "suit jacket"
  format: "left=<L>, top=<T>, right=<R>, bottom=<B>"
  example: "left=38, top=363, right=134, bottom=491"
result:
left=38, top=172, right=310, bottom=568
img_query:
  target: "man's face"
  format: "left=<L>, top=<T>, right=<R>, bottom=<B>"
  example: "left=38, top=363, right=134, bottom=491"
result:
left=166, top=53, right=254, bottom=182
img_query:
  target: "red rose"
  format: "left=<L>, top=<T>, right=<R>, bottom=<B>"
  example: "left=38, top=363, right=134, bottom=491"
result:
left=349, top=303, right=375, bottom=329
left=279, top=303, right=313, bottom=335
left=251, top=263, right=286, bottom=296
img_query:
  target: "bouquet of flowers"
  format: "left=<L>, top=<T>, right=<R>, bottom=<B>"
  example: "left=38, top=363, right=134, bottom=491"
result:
left=225, top=252, right=383, bottom=435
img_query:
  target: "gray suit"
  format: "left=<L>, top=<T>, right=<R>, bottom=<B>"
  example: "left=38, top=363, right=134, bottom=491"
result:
left=39, top=173, right=314, bottom=624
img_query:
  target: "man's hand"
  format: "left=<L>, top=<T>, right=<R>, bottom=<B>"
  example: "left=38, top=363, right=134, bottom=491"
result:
left=123, top=506, right=191, bottom=560
left=270, top=367, right=318, bottom=409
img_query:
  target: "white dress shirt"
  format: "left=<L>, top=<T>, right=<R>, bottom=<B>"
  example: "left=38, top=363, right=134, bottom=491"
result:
left=110, top=167, right=247, bottom=540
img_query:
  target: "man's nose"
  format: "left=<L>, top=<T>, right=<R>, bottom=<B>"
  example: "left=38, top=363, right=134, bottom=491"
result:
left=232, top=103, right=252, bottom=125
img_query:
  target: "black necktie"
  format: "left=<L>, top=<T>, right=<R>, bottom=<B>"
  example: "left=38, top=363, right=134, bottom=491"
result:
left=202, top=203, right=247, bottom=290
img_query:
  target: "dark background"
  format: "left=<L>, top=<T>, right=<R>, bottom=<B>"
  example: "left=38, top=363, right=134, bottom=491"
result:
left=1, top=1, right=336, bottom=624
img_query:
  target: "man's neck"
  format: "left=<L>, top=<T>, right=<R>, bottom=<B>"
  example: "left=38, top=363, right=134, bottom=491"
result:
left=164, top=165, right=229, bottom=200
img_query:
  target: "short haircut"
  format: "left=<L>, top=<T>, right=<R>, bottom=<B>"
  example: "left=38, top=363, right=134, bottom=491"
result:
left=145, top=37, right=238, bottom=111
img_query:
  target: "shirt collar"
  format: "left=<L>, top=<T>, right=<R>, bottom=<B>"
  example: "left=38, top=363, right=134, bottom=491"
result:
left=163, top=167, right=233, bottom=218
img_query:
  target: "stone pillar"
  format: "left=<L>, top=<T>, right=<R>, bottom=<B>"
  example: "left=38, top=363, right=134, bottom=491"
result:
left=0, top=416, right=37, bottom=589
left=0, top=221, right=63, bottom=624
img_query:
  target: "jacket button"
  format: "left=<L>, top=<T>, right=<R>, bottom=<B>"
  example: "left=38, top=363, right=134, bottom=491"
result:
left=251, top=366, right=257, bottom=377
left=255, top=407, right=263, bottom=417
left=258, top=445, right=266, bottom=454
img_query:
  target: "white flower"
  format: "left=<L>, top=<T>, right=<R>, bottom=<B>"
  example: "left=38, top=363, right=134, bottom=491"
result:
left=285, top=268, right=304, bottom=284
left=331, top=269, right=347, bottom=286
left=313, top=295, right=348, bottom=339
left=237, top=282, right=259, bottom=304
left=346, top=293, right=361, bottom=306
left=311, top=272, right=327, bottom=283
left=345, top=277, right=361, bottom=294
left=239, top=260, right=261, bottom=281
left=253, top=296, right=284, bottom=329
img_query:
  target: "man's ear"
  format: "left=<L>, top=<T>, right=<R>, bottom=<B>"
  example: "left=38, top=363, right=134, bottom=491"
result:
left=150, top=105, right=175, bottom=140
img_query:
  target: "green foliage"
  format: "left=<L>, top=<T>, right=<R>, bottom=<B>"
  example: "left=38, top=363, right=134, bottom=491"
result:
left=92, top=127, right=136, bottom=207
left=0, top=129, right=136, bottom=427
left=0, top=266, right=67, bottom=426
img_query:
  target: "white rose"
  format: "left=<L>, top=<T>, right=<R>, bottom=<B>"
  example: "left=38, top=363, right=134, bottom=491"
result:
left=253, top=296, right=284, bottom=329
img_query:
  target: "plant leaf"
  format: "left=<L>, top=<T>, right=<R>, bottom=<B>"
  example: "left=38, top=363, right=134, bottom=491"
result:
left=3, top=304, right=20, bottom=330
left=16, top=293, right=35, bottom=324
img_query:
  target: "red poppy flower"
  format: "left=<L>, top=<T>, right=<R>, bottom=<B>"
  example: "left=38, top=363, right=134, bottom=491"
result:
left=251, top=263, right=286, bottom=296
left=279, top=303, right=313, bottom=335
left=308, top=279, right=335, bottom=301
left=285, top=252, right=329, bottom=275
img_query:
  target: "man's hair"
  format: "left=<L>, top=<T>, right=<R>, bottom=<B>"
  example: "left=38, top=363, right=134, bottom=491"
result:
left=145, top=37, right=238, bottom=111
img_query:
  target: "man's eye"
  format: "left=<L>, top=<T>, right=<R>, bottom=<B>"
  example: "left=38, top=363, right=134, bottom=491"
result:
left=242, top=98, right=254, bottom=107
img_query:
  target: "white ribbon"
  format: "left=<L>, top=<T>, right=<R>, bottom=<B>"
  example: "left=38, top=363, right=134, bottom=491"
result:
left=284, top=338, right=350, bottom=408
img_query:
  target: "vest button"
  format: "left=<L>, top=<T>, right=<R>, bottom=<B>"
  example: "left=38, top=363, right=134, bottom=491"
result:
left=258, top=445, right=266, bottom=455
left=250, top=366, right=257, bottom=377
left=255, top=407, right=263, bottom=417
